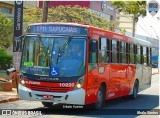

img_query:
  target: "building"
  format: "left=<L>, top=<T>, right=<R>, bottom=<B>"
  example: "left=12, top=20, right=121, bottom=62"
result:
left=38, top=1, right=116, bottom=21
left=0, top=1, right=14, bottom=19
left=0, top=1, right=38, bottom=55
left=117, top=13, right=135, bottom=33
left=0, top=1, right=37, bottom=19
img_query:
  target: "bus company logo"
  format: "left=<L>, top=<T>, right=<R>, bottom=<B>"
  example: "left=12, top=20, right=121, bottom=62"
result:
left=147, top=0, right=159, bottom=16
left=45, top=87, right=50, bottom=91
left=16, top=0, right=22, bottom=5
left=2, top=110, right=11, bottom=115
left=101, top=1, right=106, bottom=11
left=101, top=1, right=114, bottom=11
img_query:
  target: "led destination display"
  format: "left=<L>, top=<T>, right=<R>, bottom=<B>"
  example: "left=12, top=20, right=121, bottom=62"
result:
left=27, top=25, right=88, bottom=35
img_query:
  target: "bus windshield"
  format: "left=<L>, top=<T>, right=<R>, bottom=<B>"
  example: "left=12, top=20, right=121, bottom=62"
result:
left=21, top=35, right=86, bottom=77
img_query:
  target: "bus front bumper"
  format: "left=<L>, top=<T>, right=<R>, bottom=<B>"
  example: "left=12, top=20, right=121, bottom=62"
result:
left=18, top=84, right=85, bottom=105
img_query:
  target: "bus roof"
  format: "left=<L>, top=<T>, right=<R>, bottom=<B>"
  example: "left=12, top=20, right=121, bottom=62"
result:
left=28, top=22, right=152, bottom=47
left=28, top=22, right=91, bottom=28
left=131, top=37, right=152, bottom=47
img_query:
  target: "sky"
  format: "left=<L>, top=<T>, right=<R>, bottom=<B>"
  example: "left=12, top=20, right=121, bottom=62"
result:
left=136, top=0, right=160, bottom=40
left=136, top=16, right=160, bottom=40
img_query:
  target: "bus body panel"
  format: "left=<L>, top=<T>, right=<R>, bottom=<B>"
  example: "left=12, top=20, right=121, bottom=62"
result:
left=127, top=65, right=136, bottom=94
left=85, top=67, right=100, bottom=104
left=109, top=64, right=128, bottom=98
left=136, top=64, right=152, bottom=92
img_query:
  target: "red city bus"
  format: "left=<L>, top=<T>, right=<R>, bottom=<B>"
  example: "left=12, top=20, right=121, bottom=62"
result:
left=18, top=23, right=152, bottom=109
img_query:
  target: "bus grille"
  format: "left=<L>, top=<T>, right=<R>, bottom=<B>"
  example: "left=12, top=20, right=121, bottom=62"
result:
left=30, top=85, right=69, bottom=92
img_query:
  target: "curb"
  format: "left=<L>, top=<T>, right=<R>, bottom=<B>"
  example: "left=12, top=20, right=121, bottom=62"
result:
left=0, top=97, right=19, bottom=104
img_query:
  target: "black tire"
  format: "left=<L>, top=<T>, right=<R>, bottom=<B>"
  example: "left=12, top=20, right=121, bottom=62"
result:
left=41, top=102, right=54, bottom=107
left=93, top=86, right=105, bottom=109
left=130, top=80, right=138, bottom=99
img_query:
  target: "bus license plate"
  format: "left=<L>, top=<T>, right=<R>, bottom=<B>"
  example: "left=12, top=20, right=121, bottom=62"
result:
left=42, top=95, right=53, bottom=99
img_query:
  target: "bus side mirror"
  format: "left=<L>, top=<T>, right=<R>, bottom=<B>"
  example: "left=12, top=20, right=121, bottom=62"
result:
left=6, top=68, right=16, bottom=75
left=13, top=35, right=25, bottom=52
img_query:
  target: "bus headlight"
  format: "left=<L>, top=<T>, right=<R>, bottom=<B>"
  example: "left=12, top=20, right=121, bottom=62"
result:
left=20, top=80, right=25, bottom=86
left=74, top=76, right=84, bottom=90
left=20, top=72, right=26, bottom=86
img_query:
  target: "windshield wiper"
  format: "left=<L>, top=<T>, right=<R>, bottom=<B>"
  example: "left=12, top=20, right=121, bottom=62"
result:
left=56, top=36, right=73, bottom=64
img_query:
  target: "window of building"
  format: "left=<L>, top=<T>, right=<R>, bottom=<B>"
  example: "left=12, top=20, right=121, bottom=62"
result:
left=110, top=15, right=113, bottom=20
left=1, top=7, right=12, bottom=14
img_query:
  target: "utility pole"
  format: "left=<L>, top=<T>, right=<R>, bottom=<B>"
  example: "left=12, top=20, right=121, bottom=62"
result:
left=132, top=15, right=136, bottom=37
left=42, top=1, right=49, bottom=22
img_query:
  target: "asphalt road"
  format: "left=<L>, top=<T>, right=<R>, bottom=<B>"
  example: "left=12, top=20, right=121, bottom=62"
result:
left=0, top=74, right=159, bottom=118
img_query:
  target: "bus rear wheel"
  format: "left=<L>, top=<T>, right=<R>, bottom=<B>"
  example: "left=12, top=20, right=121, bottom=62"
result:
left=41, top=102, right=54, bottom=107
left=93, top=86, right=105, bottom=109
left=130, top=80, right=138, bottom=99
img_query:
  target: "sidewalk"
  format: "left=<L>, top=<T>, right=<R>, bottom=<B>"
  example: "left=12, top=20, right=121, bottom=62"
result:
left=0, top=68, right=159, bottom=104
left=0, top=88, right=19, bottom=104
left=152, top=68, right=159, bottom=75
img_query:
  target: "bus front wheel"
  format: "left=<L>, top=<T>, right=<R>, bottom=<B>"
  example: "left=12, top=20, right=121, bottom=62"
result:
left=93, top=86, right=105, bottom=109
left=41, top=102, right=54, bottom=107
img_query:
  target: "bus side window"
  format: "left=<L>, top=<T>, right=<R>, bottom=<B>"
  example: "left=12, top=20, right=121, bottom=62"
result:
left=126, top=43, right=129, bottom=64
left=134, top=44, right=136, bottom=64
left=117, top=41, right=120, bottom=63
left=107, top=39, right=111, bottom=63
left=130, top=44, right=134, bottom=64
left=146, top=47, right=149, bottom=66
left=99, top=37, right=107, bottom=63
left=89, top=40, right=98, bottom=63
left=99, top=37, right=110, bottom=63
left=150, top=48, right=152, bottom=65
left=143, top=47, right=147, bottom=65
left=136, top=45, right=141, bottom=64
left=140, top=46, right=143, bottom=64
left=111, top=39, right=117, bottom=63
left=120, top=41, right=126, bottom=63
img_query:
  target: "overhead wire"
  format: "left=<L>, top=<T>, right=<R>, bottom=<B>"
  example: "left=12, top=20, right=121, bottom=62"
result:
left=139, top=17, right=152, bottom=36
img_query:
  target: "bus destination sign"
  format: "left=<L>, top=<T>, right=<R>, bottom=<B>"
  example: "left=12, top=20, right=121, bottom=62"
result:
left=27, top=25, right=88, bottom=35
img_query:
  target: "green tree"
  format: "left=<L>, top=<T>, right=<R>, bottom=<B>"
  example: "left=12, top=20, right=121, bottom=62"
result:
left=23, top=5, right=118, bottom=31
left=112, top=1, right=146, bottom=37
left=0, top=14, right=13, bottom=50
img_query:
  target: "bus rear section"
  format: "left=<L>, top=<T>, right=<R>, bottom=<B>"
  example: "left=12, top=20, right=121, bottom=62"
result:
left=84, top=28, right=152, bottom=107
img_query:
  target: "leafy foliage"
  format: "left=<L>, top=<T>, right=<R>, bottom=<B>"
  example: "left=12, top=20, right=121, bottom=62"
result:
left=0, top=51, right=13, bottom=70
left=0, top=14, right=13, bottom=50
left=111, top=1, right=146, bottom=21
left=23, top=5, right=118, bottom=31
